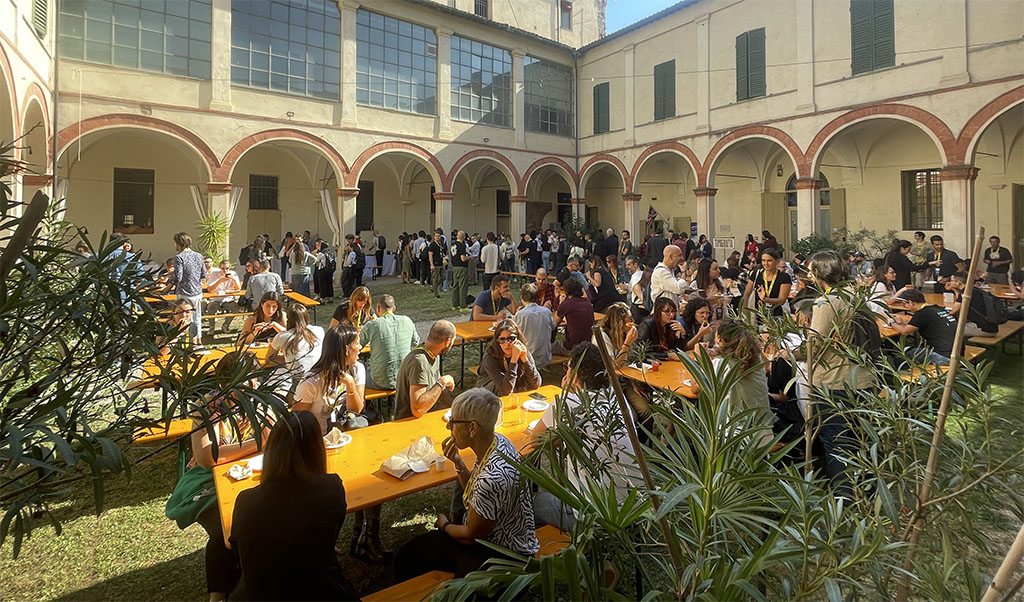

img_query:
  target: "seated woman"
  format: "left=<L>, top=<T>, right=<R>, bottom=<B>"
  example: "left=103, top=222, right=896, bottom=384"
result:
left=230, top=411, right=354, bottom=601
left=158, top=298, right=195, bottom=354
left=605, top=254, right=625, bottom=285
left=267, top=304, right=324, bottom=384
left=585, top=255, right=620, bottom=313
left=632, top=297, right=687, bottom=357
left=394, top=388, right=540, bottom=579
left=692, top=258, right=728, bottom=322
left=168, top=352, right=270, bottom=602
left=590, top=302, right=651, bottom=423
left=679, top=296, right=713, bottom=352
left=236, top=291, right=286, bottom=346
left=476, top=319, right=542, bottom=395
left=329, top=285, right=375, bottom=330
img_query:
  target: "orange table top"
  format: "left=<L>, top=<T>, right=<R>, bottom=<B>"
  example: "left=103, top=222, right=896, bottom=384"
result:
left=618, top=359, right=699, bottom=398
left=131, top=344, right=272, bottom=389
left=212, top=384, right=564, bottom=546
left=284, top=290, right=320, bottom=307
left=986, top=284, right=1020, bottom=301
left=455, top=320, right=498, bottom=342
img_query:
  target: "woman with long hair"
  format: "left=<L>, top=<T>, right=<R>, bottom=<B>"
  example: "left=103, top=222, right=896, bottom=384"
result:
left=237, top=291, right=286, bottom=345
left=632, top=296, right=686, bottom=355
left=741, top=247, right=793, bottom=318
left=268, top=304, right=324, bottom=381
left=329, top=285, right=375, bottom=330
left=586, top=255, right=620, bottom=312
left=399, top=233, right=413, bottom=284
left=475, top=319, right=542, bottom=395
left=630, top=266, right=653, bottom=323
left=158, top=298, right=195, bottom=354
left=744, top=233, right=758, bottom=256
left=679, top=296, right=713, bottom=352
left=693, top=258, right=727, bottom=322
left=591, top=302, right=637, bottom=366
left=884, top=238, right=924, bottom=290
left=605, top=254, right=624, bottom=285
left=292, top=326, right=384, bottom=562
left=313, top=239, right=335, bottom=302
left=291, top=242, right=317, bottom=297
left=229, top=411, right=355, bottom=601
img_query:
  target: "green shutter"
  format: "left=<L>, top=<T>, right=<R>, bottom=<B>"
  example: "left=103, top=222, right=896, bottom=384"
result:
left=654, top=60, right=675, bottom=120
left=850, top=0, right=874, bottom=75
left=593, top=82, right=609, bottom=134
left=32, top=0, right=47, bottom=37
left=872, top=0, right=895, bottom=70
left=748, top=28, right=766, bottom=98
left=653, top=63, right=665, bottom=120
left=736, top=32, right=748, bottom=101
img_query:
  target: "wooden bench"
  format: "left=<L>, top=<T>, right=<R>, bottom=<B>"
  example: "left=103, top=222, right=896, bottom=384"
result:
left=365, top=388, right=398, bottom=421
left=898, top=345, right=987, bottom=381
left=284, top=291, right=321, bottom=321
left=967, top=320, right=1023, bottom=355
left=133, top=418, right=194, bottom=477
left=535, top=524, right=571, bottom=557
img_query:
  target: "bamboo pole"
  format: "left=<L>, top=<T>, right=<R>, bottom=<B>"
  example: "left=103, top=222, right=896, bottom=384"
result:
left=896, top=226, right=985, bottom=601
left=590, top=325, right=687, bottom=598
left=981, top=522, right=1024, bottom=602
left=803, top=327, right=816, bottom=470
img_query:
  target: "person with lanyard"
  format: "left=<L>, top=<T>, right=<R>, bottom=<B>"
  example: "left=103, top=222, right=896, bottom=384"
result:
left=924, top=234, right=961, bottom=293
left=393, top=320, right=457, bottom=420
left=479, top=231, right=501, bottom=291
left=475, top=319, right=542, bottom=395
left=742, top=247, right=792, bottom=319
left=472, top=274, right=517, bottom=322
left=394, top=388, right=540, bottom=579
left=427, top=229, right=446, bottom=299
left=982, top=235, right=1012, bottom=284
left=329, top=286, right=375, bottom=330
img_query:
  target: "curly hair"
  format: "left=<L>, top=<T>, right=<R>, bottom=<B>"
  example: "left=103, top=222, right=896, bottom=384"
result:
left=714, top=317, right=763, bottom=371
left=680, top=296, right=711, bottom=331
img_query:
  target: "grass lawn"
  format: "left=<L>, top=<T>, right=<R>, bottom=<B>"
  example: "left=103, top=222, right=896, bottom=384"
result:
left=1, top=276, right=1021, bottom=601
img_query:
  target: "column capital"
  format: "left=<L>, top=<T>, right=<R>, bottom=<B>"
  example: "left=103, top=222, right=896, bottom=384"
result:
left=432, top=191, right=454, bottom=201
left=338, top=187, right=361, bottom=198
left=621, top=192, right=642, bottom=202
left=940, top=165, right=980, bottom=181
left=692, top=186, right=718, bottom=197
left=339, top=0, right=360, bottom=13
left=509, top=195, right=528, bottom=203
left=207, top=182, right=232, bottom=193
left=22, top=174, right=53, bottom=186
left=571, top=197, right=586, bottom=205
left=792, top=178, right=823, bottom=191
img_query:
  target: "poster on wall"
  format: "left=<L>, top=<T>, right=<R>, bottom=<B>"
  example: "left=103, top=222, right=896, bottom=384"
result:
left=690, top=221, right=698, bottom=237
left=714, top=237, right=734, bottom=249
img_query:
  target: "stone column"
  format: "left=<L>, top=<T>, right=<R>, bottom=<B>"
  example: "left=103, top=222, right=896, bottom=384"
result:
left=21, top=174, right=53, bottom=220
left=939, top=0, right=969, bottom=87
left=433, top=191, right=454, bottom=235
left=622, top=192, right=641, bottom=240
left=513, top=51, right=525, bottom=147
left=693, top=187, right=717, bottom=240
left=940, top=166, right=978, bottom=257
left=207, top=0, right=232, bottom=110
left=794, top=178, right=823, bottom=240
left=622, top=44, right=635, bottom=145
left=337, top=187, right=359, bottom=240
left=207, top=182, right=234, bottom=258
left=338, top=1, right=360, bottom=126
left=571, top=197, right=586, bottom=222
left=437, top=28, right=453, bottom=138
left=509, top=195, right=528, bottom=236
left=794, top=0, right=815, bottom=113
left=695, top=15, right=711, bottom=133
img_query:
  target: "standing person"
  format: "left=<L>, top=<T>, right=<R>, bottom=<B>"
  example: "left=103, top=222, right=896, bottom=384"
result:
left=586, top=255, right=619, bottom=313
left=625, top=256, right=646, bottom=321
left=363, top=231, right=378, bottom=281
left=982, top=235, right=1012, bottom=284
left=451, top=231, right=470, bottom=312
left=909, top=231, right=928, bottom=288
left=760, top=230, right=778, bottom=251
left=645, top=230, right=669, bottom=269
left=245, top=259, right=284, bottom=309
left=518, top=233, right=533, bottom=274
left=277, top=232, right=296, bottom=281
left=429, top=229, right=446, bottom=300
left=619, top=230, right=633, bottom=265
left=603, top=228, right=619, bottom=263
left=238, top=235, right=265, bottom=268
left=313, top=240, right=335, bottom=302
left=540, top=231, right=552, bottom=272
left=339, top=242, right=359, bottom=298
left=924, top=235, right=961, bottom=292
left=360, top=294, right=419, bottom=391
left=475, top=319, right=542, bottom=395
left=418, top=230, right=431, bottom=286
left=884, top=239, right=926, bottom=290
left=744, top=233, right=758, bottom=257
left=394, top=320, right=457, bottom=419
left=501, top=235, right=517, bottom=273
left=650, top=245, right=690, bottom=306
left=480, top=232, right=501, bottom=291
left=399, top=233, right=413, bottom=284
left=169, top=232, right=207, bottom=342
left=290, top=242, right=317, bottom=297
left=205, top=260, right=242, bottom=334
left=742, top=247, right=792, bottom=319
left=514, top=283, right=556, bottom=369
left=467, top=233, right=481, bottom=286
left=697, top=234, right=713, bottom=260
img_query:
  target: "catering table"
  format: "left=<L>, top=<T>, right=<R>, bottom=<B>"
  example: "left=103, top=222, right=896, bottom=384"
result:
left=212, top=384, right=564, bottom=546
left=363, top=253, right=396, bottom=279
left=617, top=358, right=699, bottom=398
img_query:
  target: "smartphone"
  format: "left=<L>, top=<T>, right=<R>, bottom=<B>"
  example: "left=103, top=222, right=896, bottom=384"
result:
left=528, top=392, right=547, bottom=401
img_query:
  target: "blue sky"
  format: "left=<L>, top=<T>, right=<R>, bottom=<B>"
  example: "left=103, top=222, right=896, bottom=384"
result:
left=606, top=0, right=684, bottom=34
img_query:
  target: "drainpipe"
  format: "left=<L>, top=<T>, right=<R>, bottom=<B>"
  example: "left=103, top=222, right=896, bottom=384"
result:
left=50, top=0, right=59, bottom=196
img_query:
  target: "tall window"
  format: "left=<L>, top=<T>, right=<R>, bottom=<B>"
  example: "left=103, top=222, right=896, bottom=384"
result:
left=356, top=10, right=437, bottom=115
left=901, top=169, right=942, bottom=230
left=474, top=0, right=489, bottom=18
left=450, top=36, right=512, bottom=127
left=786, top=173, right=831, bottom=239
left=736, top=28, right=766, bottom=101
left=496, top=189, right=510, bottom=217
left=356, top=181, right=374, bottom=233
left=231, top=0, right=340, bottom=99
left=249, top=175, right=279, bottom=210
left=560, top=2, right=572, bottom=30
left=851, top=0, right=894, bottom=75
left=653, top=60, right=675, bottom=121
left=59, top=0, right=212, bottom=79
left=524, top=56, right=574, bottom=137
left=593, top=82, right=609, bottom=134
left=113, top=168, right=154, bottom=234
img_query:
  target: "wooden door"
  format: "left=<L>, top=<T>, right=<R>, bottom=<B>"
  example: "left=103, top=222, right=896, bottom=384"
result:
left=761, top=192, right=788, bottom=249
left=829, top=188, right=847, bottom=235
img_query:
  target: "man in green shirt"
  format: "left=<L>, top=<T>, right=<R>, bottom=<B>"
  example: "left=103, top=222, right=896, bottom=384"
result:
left=361, top=294, right=420, bottom=390
left=450, top=231, right=470, bottom=312
left=394, top=320, right=457, bottom=419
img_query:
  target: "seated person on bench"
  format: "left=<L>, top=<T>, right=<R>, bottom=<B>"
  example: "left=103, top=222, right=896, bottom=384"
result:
left=889, top=288, right=958, bottom=366
left=205, top=259, right=242, bottom=333
left=472, top=274, right=517, bottom=322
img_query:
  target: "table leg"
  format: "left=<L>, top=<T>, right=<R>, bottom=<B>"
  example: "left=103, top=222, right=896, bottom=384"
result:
left=460, top=338, right=466, bottom=388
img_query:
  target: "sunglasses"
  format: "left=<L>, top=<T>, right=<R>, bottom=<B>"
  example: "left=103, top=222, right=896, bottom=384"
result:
left=447, top=418, right=474, bottom=429
left=497, top=336, right=518, bottom=344
left=176, top=309, right=194, bottom=315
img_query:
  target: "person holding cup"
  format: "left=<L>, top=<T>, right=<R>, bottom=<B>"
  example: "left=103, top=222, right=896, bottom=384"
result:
left=236, top=291, right=286, bottom=346
left=679, top=296, right=714, bottom=352
left=475, top=319, right=541, bottom=397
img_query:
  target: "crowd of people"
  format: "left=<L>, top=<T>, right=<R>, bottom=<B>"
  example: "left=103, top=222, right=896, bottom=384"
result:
left=148, top=221, right=1024, bottom=601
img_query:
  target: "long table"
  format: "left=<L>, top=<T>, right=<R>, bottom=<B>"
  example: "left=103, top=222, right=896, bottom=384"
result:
left=617, top=358, right=700, bottom=398
left=212, top=384, right=563, bottom=546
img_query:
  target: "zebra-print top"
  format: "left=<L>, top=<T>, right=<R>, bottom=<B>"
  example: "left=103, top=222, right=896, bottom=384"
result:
left=469, top=434, right=540, bottom=556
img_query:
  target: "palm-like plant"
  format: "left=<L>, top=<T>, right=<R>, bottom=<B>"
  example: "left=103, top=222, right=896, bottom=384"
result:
left=196, top=211, right=230, bottom=262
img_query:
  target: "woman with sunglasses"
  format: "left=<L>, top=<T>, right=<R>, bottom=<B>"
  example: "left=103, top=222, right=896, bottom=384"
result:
left=476, top=319, right=541, bottom=396
left=632, top=297, right=687, bottom=356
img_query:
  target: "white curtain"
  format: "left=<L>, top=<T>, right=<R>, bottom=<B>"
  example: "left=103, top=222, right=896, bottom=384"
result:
left=189, top=184, right=207, bottom=219
left=320, top=189, right=340, bottom=246
left=228, top=186, right=244, bottom=224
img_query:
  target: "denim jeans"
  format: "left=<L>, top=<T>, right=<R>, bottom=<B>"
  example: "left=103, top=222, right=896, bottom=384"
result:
left=905, top=346, right=950, bottom=367
left=816, top=390, right=861, bottom=500
left=542, top=251, right=551, bottom=272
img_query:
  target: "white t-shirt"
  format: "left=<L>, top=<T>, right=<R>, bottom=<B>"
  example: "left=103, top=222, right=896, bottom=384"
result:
left=293, top=361, right=366, bottom=433
left=208, top=269, right=240, bottom=301
left=628, top=269, right=643, bottom=304
left=270, top=325, right=325, bottom=377
left=481, top=243, right=500, bottom=273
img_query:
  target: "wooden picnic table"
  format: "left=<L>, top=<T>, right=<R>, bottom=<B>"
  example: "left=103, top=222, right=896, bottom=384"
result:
left=212, top=384, right=564, bottom=546
left=132, top=344, right=273, bottom=390
left=617, top=358, right=699, bottom=398
left=985, top=284, right=1020, bottom=301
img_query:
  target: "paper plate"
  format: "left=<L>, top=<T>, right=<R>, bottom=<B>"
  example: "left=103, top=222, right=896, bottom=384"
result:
left=247, top=454, right=263, bottom=472
left=324, top=432, right=352, bottom=449
left=522, top=399, right=550, bottom=412
left=924, top=280, right=937, bottom=284
left=528, top=418, right=540, bottom=431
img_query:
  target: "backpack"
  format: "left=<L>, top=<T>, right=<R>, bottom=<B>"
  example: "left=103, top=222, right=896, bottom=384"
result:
left=850, top=305, right=882, bottom=355
left=378, top=236, right=387, bottom=252
left=353, top=249, right=366, bottom=272
left=973, top=288, right=1006, bottom=332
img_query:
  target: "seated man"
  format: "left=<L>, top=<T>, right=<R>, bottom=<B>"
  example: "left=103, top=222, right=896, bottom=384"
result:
left=394, top=320, right=457, bottom=419
left=472, top=274, right=517, bottom=322
left=531, top=342, right=637, bottom=531
left=205, top=259, right=243, bottom=333
left=551, top=276, right=595, bottom=357
left=945, top=272, right=996, bottom=336
left=514, top=283, right=556, bottom=369
left=360, top=294, right=420, bottom=390
left=533, top=268, right=558, bottom=311
left=555, top=258, right=587, bottom=290
left=889, top=289, right=958, bottom=366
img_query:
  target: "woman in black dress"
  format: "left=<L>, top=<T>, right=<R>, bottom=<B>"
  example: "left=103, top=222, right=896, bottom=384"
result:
left=884, top=239, right=925, bottom=290
left=586, top=255, right=620, bottom=312
left=632, top=297, right=687, bottom=356
left=741, top=247, right=793, bottom=318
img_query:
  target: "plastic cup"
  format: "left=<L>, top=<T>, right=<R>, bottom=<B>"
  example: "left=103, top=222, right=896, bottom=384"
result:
left=651, top=361, right=661, bottom=372
left=505, top=394, right=522, bottom=426
left=434, top=458, right=449, bottom=472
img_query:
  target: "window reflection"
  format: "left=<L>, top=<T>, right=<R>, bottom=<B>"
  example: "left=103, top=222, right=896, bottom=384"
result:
left=450, top=35, right=512, bottom=127
left=523, top=56, right=574, bottom=137
left=356, top=10, right=437, bottom=115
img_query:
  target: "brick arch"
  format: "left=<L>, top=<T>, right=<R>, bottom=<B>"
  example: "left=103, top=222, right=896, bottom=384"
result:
left=0, top=41, right=18, bottom=141
left=578, top=153, right=631, bottom=196
left=445, top=149, right=521, bottom=196
left=955, top=86, right=1024, bottom=165
left=703, top=125, right=805, bottom=186
left=218, top=128, right=348, bottom=182
left=521, top=156, right=577, bottom=198
left=630, top=142, right=701, bottom=193
left=804, top=104, right=955, bottom=175
left=19, top=83, right=50, bottom=162
left=346, top=141, right=445, bottom=190
left=56, top=114, right=219, bottom=177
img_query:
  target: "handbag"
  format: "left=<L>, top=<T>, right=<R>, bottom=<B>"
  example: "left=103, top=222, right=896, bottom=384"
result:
left=332, top=405, right=380, bottom=431
left=165, top=465, right=217, bottom=529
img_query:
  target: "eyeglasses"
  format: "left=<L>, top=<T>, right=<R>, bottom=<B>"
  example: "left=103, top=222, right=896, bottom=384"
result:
left=175, top=309, right=194, bottom=315
left=660, top=308, right=677, bottom=315
left=497, top=336, right=518, bottom=344
left=446, top=419, right=474, bottom=429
